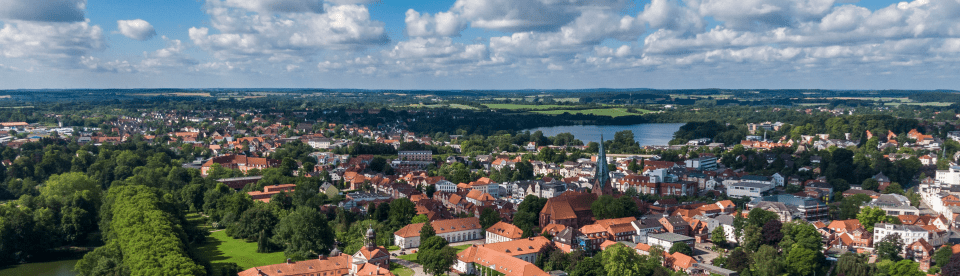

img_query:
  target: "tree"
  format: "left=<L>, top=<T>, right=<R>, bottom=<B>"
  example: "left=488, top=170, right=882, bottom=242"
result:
left=835, top=252, right=873, bottom=276
left=857, top=206, right=899, bottom=232
left=418, top=236, right=457, bottom=276
left=743, top=224, right=763, bottom=252
left=884, top=182, right=904, bottom=194
left=272, top=207, right=335, bottom=260
left=570, top=256, right=606, bottom=276
left=603, top=244, right=649, bottom=276
left=884, top=259, right=924, bottom=276
left=479, top=208, right=500, bottom=230
left=751, top=245, right=784, bottom=276
left=232, top=205, right=279, bottom=252
left=669, top=242, right=693, bottom=256
left=839, top=194, right=872, bottom=219
left=761, top=220, right=783, bottom=246
left=711, top=226, right=727, bottom=246
left=388, top=198, right=416, bottom=229
left=862, top=178, right=880, bottom=191
left=411, top=214, right=429, bottom=224
left=725, top=248, right=751, bottom=272
left=420, top=221, right=436, bottom=242
left=786, top=247, right=820, bottom=276
left=942, top=254, right=960, bottom=276
left=933, top=245, right=953, bottom=267
left=875, top=233, right=904, bottom=261
left=748, top=208, right=778, bottom=228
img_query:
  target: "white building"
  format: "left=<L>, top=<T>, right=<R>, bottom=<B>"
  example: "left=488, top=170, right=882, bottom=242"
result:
left=485, top=221, right=524, bottom=244
left=393, top=217, right=483, bottom=249
left=307, top=138, right=333, bottom=149
left=435, top=180, right=457, bottom=193
left=684, top=156, right=717, bottom=171
left=872, top=223, right=934, bottom=248
left=726, top=181, right=773, bottom=199
left=648, top=232, right=695, bottom=250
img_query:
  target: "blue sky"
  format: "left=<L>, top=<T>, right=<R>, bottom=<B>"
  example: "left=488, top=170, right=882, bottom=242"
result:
left=3, top=0, right=960, bottom=90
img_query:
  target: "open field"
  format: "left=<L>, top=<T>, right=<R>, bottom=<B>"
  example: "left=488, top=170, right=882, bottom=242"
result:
left=484, top=104, right=567, bottom=110
left=389, top=263, right=413, bottom=276
left=193, top=230, right=286, bottom=270
left=554, top=98, right=579, bottom=103
left=533, top=108, right=650, bottom=117
left=133, top=92, right=212, bottom=97
left=885, top=102, right=953, bottom=107
left=407, top=103, right=478, bottom=109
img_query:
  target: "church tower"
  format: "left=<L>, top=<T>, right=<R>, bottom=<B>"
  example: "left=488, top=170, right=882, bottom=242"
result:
left=593, top=135, right=613, bottom=196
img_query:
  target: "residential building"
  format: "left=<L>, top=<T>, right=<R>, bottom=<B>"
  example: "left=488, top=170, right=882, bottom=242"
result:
left=726, top=181, right=774, bottom=199
left=648, top=232, right=695, bottom=250
left=747, top=195, right=829, bottom=222
left=873, top=223, right=932, bottom=249
left=201, top=154, right=281, bottom=176
left=393, top=217, right=483, bottom=249
left=454, top=239, right=551, bottom=276
left=238, top=229, right=392, bottom=276
left=398, top=150, right=432, bottom=161
left=486, top=221, right=523, bottom=244
left=684, top=156, right=717, bottom=171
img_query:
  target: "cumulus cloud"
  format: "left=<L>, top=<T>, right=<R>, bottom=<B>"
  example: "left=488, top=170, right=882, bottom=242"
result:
left=219, top=0, right=324, bottom=13
left=489, top=9, right=644, bottom=57
left=190, top=2, right=389, bottom=63
left=0, top=20, right=105, bottom=67
left=404, top=9, right=467, bottom=37
left=0, top=0, right=86, bottom=22
left=117, top=19, right=157, bottom=41
left=450, top=0, right=631, bottom=32
left=691, top=0, right=834, bottom=31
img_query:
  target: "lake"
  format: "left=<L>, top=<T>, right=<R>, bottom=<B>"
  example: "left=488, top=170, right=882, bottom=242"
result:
left=524, top=123, right=684, bottom=146
left=0, top=259, right=79, bottom=276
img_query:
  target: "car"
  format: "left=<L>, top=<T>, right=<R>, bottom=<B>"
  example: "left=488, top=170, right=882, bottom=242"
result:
left=391, top=253, right=397, bottom=256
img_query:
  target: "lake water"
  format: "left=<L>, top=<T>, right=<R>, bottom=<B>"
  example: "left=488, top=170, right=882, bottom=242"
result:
left=524, top=123, right=684, bottom=146
left=0, top=259, right=79, bottom=276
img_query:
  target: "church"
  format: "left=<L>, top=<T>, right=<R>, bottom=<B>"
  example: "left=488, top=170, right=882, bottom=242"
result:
left=238, top=227, right=392, bottom=276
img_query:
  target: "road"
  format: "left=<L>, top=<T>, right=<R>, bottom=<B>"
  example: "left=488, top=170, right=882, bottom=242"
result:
left=693, top=241, right=721, bottom=265
left=389, top=239, right=486, bottom=276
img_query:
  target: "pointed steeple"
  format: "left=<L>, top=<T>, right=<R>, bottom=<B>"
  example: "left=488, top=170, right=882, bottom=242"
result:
left=594, top=134, right=610, bottom=195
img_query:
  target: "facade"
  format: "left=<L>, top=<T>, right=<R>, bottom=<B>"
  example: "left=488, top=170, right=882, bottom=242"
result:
left=238, top=228, right=392, bottom=276
left=436, top=180, right=457, bottom=193
left=648, top=232, right=696, bottom=250
left=684, top=156, right=718, bottom=171
left=394, top=217, right=483, bottom=249
left=398, top=150, right=432, bottom=161
left=201, top=154, right=281, bottom=176
left=726, top=181, right=773, bottom=199
left=539, top=191, right=597, bottom=229
left=454, top=239, right=551, bottom=276
left=873, top=223, right=930, bottom=248
left=747, top=195, right=829, bottom=222
left=486, top=221, right=523, bottom=244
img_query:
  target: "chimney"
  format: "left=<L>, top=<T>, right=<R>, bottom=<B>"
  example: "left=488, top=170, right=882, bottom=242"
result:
left=286, top=258, right=293, bottom=264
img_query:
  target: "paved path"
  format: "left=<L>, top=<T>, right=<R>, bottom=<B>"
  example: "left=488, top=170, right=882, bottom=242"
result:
left=693, top=242, right=720, bottom=264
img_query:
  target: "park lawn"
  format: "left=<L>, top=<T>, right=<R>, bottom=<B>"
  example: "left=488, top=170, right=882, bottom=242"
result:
left=484, top=104, right=567, bottom=110
left=453, top=244, right=472, bottom=253
left=387, top=245, right=400, bottom=251
left=389, top=263, right=414, bottom=276
left=533, top=108, right=650, bottom=117
left=192, top=230, right=287, bottom=270
left=397, top=252, right=419, bottom=263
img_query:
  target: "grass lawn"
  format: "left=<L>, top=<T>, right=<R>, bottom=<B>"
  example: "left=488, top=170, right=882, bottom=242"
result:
left=484, top=104, right=567, bottom=110
left=387, top=245, right=400, bottom=251
left=389, top=262, right=414, bottom=276
left=397, top=252, right=419, bottom=263
left=185, top=213, right=213, bottom=232
left=453, top=244, right=472, bottom=253
left=192, top=230, right=287, bottom=270
left=533, top=108, right=650, bottom=117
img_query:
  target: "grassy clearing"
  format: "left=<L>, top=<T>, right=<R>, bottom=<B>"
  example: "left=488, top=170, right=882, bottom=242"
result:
left=533, top=108, right=649, bottom=117
left=397, top=252, right=419, bottom=263
left=407, top=103, right=477, bottom=109
left=389, top=262, right=414, bottom=276
left=885, top=102, right=954, bottom=107
left=453, top=244, right=472, bottom=252
left=192, top=230, right=287, bottom=270
left=484, top=104, right=567, bottom=110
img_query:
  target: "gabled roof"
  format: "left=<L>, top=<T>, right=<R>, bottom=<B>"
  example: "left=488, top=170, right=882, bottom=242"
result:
left=487, top=221, right=524, bottom=239
left=394, top=217, right=482, bottom=238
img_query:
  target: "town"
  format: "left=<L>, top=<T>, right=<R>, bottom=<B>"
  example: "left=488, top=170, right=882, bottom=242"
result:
left=0, top=94, right=958, bottom=276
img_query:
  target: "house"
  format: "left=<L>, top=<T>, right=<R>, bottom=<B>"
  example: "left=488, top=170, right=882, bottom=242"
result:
left=684, top=156, right=717, bottom=171
left=247, top=184, right=296, bottom=203
left=863, top=194, right=919, bottom=216
left=726, top=181, right=774, bottom=199
left=647, top=232, right=695, bottom=250
left=873, top=224, right=935, bottom=249
left=486, top=222, right=523, bottom=244
left=630, top=218, right=665, bottom=244
left=539, top=191, right=597, bottom=229
left=659, top=215, right=689, bottom=236
left=748, top=195, right=829, bottom=222
left=394, top=217, right=483, bottom=249
left=454, top=239, right=551, bottom=276
left=436, top=180, right=457, bottom=193
left=238, top=229, right=392, bottom=276
left=201, top=154, right=281, bottom=176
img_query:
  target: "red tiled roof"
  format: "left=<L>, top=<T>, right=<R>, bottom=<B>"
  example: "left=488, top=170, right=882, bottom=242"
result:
left=394, top=217, right=481, bottom=238
left=487, top=221, right=523, bottom=240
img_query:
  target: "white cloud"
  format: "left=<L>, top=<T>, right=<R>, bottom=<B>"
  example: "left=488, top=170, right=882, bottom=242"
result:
left=490, top=9, right=644, bottom=57
left=0, top=0, right=85, bottom=22
left=220, top=0, right=324, bottom=13
left=0, top=20, right=105, bottom=67
left=190, top=2, right=389, bottom=63
left=404, top=9, right=467, bottom=37
left=450, top=0, right=631, bottom=32
left=691, top=0, right=835, bottom=31
left=117, top=19, right=157, bottom=41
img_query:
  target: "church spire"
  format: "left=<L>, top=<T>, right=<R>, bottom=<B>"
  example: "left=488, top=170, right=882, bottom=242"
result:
left=594, top=134, right=610, bottom=195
